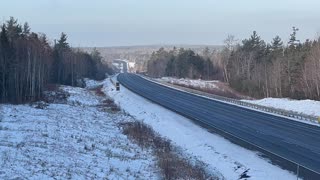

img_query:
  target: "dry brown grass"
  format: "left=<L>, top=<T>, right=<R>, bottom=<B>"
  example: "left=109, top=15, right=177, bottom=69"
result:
left=121, top=121, right=217, bottom=180
left=102, top=99, right=115, bottom=106
left=98, top=98, right=121, bottom=112
left=90, top=85, right=121, bottom=112
left=92, top=85, right=106, bottom=97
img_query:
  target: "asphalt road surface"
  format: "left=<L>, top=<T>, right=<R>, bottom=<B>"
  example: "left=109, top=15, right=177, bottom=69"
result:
left=118, top=73, right=320, bottom=176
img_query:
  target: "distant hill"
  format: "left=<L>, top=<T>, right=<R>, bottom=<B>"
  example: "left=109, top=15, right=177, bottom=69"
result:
left=80, top=45, right=223, bottom=72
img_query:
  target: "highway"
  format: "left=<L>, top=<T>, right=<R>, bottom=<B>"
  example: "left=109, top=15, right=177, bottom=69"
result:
left=117, top=73, right=320, bottom=178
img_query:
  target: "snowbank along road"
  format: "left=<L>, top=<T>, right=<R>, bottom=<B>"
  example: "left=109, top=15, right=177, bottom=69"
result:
left=117, top=73, right=320, bottom=179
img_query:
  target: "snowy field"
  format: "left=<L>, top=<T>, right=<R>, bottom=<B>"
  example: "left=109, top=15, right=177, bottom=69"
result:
left=242, top=98, right=320, bottom=117
left=0, top=83, right=158, bottom=179
left=105, top=77, right=297, bottom=180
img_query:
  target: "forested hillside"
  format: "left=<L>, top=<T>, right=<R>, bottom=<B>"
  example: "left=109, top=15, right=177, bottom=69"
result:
left=147, top=47, right=221, bottom=80
left=82, top=45, right=221, bottom=73
left=0, top=17, right=112, bottom=104
left=147, top=28, right=320, bottom=100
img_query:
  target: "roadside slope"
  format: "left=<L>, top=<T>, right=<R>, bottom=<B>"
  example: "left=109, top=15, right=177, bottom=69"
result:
left=104, top=76, right=297, bottom=180
left=0, top=84, right=158, bottom=179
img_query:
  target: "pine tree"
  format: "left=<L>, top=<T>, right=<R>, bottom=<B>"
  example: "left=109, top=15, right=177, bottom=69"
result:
left=6, top=17, right=22, bottom=41
left=22, top=22, right=31, bottom=36
left=271, top=36, right=283, bottom=51
left=51, top=32, right=70, bottom=84
left=288, top=27, right=300, bottom=48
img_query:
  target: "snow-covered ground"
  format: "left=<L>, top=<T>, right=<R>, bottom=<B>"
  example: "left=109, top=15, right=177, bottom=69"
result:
left=0, top=84, right=158, bottom=179
left=158, top=77, right=219, bottom=90
left=104, top=77, right=297, bottom=180
left=1, top=76, right=310, bottom=179
left=242, top=98, right=320, bottom=118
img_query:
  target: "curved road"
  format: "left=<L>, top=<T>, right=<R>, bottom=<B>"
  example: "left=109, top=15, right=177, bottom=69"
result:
left=118, top=73, right=320, bottom=176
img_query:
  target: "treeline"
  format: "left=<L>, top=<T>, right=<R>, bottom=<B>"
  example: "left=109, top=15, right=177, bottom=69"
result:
left=226, top=28, right=320, bottom=100
left=147, top=28, right=320, bottom=100
left=147, top=47, right=221, bottom=79
left=0, top=17, right=112, bottom=104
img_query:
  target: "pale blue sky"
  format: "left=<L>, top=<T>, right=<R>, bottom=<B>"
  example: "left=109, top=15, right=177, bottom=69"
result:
left=1, top=0, right=320, bottom=46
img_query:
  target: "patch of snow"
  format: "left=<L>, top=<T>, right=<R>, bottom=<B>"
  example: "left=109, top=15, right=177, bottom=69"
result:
left=60, top=85, right=100, bottom=106
left=242, top=98, right=320, bottom=118
left=159, top=77, right=219, bottom=90
left=84, top=78, right=104, bottom=89
left=104, top=78, right=297, bottom=180
left=0, top=84, right=158, bottom=179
